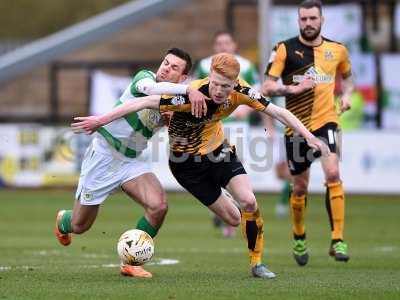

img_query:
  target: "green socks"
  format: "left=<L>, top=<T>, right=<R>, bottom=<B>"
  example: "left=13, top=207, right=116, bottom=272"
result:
left=58, top=212, right=158, bottom=239
left=279, top=180, right=291, bottom=205
left=136, top=216, right=158, bottom=238
left=58, top=210, right=72, bottom=234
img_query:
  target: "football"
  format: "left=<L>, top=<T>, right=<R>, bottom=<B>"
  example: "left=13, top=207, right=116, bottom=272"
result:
left=117, top=229, right=154, bottom=266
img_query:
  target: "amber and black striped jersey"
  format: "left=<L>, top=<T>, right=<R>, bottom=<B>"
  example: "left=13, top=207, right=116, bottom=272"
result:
left=159, top=78, right=270, bottom=155
left=266, top=36, right=351, bottom=135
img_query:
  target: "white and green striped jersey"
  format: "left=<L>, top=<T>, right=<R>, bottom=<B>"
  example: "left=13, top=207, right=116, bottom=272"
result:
left=195, top=54, right=260, bottom=87
left=93, top=69, right=164, bottom=159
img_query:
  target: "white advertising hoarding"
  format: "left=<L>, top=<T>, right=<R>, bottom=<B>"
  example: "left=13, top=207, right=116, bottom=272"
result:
left=90, top=70, right=130, bottom=115
left=144, top=125, right=400, bottom=195
left=380, top=54, right=400, bottom=130
left=0, top=124, right=399, bottom=194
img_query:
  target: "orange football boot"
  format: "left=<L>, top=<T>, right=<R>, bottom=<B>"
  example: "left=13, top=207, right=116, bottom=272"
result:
left=120, top=264, right=152, bottom=278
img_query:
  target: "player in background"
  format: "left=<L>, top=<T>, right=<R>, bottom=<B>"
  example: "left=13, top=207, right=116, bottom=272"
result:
left=262, top=0, right=354, bottom=266
left=54, top=48, right=207, bottom=278
left=72, top=53, right=329, bottom=279
left=195, top=30, right=259, bottom=86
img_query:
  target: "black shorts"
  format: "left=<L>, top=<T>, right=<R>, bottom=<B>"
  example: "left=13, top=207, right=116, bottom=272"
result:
left=168, top=144, right=247, bottom=206
left=285, top=122, right=340, bottom=175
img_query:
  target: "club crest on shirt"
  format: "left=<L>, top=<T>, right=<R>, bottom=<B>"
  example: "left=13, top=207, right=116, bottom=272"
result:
left=324, top=50, right=334, bottom=61
left=81, top=189, right=94, bottom=202
left=221, top=100, right=232, bottom=110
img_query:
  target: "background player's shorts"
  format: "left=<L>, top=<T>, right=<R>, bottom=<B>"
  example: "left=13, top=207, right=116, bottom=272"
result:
left=75, top=144, right=151, bottom=205
left=168, top=144, right=246, bottom=206
left=285, top=122, right=339, bottom=175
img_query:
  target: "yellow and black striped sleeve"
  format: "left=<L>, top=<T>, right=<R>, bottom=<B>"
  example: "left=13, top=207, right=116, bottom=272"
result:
left=159, top=95, right=192, bottom=113
left=338, top=45, right=352, bottom=78
left=235, top=85, right=270, bottom=112
left=265, top=43, right=287, bottom=78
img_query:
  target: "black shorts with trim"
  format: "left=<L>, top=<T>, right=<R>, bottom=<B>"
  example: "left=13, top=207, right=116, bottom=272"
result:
left=168, top=144, right=246, bottom=206
left=285, top=122, right=340, bottom=175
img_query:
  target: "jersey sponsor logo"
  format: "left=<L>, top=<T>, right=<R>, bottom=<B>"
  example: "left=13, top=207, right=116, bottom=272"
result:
left=295, top=50, right=304, bottom=59
left=292, top=66, right=334, bottom=84
left=170, top=95, right=186, bottom=105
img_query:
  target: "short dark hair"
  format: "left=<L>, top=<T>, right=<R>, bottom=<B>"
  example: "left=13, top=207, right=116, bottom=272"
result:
left=299, top=0, right=322, bottom=15
left=213, top=29, right=235, bottom=41
left=166, top=47, right=192, bottom=75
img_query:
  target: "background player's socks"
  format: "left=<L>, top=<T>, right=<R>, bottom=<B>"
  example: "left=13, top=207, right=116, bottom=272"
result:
left=136, top=216, right=158, bottom=238
left=241, top=209, right=264, bottom=267
left=58, top=210, right=72, bottom=234
left=275, top=180, right=291, bottom=218
left=289, top=193, right=306, bottom=237
left=325, top=181, right=345, bottom=240
left=280, top=180, right=291, bottom=206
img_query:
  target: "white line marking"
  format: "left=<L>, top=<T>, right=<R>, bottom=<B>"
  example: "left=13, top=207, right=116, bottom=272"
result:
left=374, top=246, right=397, bottom=252
left=0, top=266, right=42, bottom=272
left=148, top=258, right=179, bottom=265
left=0, top=258, right=179, bottom=272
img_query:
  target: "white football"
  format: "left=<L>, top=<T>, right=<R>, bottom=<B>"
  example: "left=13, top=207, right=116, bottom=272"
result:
left=117, top=229, right=154, bottom=266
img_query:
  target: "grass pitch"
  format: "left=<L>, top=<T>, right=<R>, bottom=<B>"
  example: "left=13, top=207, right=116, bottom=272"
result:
left=0, top=190, right=399, bottom=300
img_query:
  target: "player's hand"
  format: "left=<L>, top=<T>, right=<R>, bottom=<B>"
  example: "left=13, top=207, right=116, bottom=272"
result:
left=161, top=111, right=173, bottom=126
left=306, top=136, right=330, bottom=157
left=296, top=77, right=316, bottom=93
left=339, top=94, right=352, bottom=113
left=71, top=116, right=102, bottom=135
left=187, top=87, right=208, bottom=118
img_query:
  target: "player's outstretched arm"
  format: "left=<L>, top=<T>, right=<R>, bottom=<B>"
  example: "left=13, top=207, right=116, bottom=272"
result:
left=263, top=103, right=330, bottom=156
left=71, top=95, right=161, bottom=134
left=137, top=79, right=208, bottom=117
left=262, top=76, right=315, bottom=97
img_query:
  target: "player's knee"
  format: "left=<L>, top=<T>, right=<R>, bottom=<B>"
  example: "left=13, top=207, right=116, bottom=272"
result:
left=293, top=181, right=308, bottom=196
left=147, top=194, right=168, bottom=220
left=239, top=193, right=257, bottom=212
left=156, top=200, right=169, bottom=218
left=325, top=169, right=340, bottom=182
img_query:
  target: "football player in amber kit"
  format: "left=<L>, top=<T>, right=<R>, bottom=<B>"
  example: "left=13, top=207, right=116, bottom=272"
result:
left=263, top=0, right=354, bottom=265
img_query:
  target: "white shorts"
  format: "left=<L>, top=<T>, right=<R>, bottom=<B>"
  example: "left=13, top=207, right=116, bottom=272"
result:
left=75, top=144, right=151, bottom=205
left=274, top=135, right=287, bottom=164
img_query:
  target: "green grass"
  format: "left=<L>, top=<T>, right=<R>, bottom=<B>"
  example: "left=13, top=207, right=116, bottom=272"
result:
left=0, top=190, right=399, bottom=300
